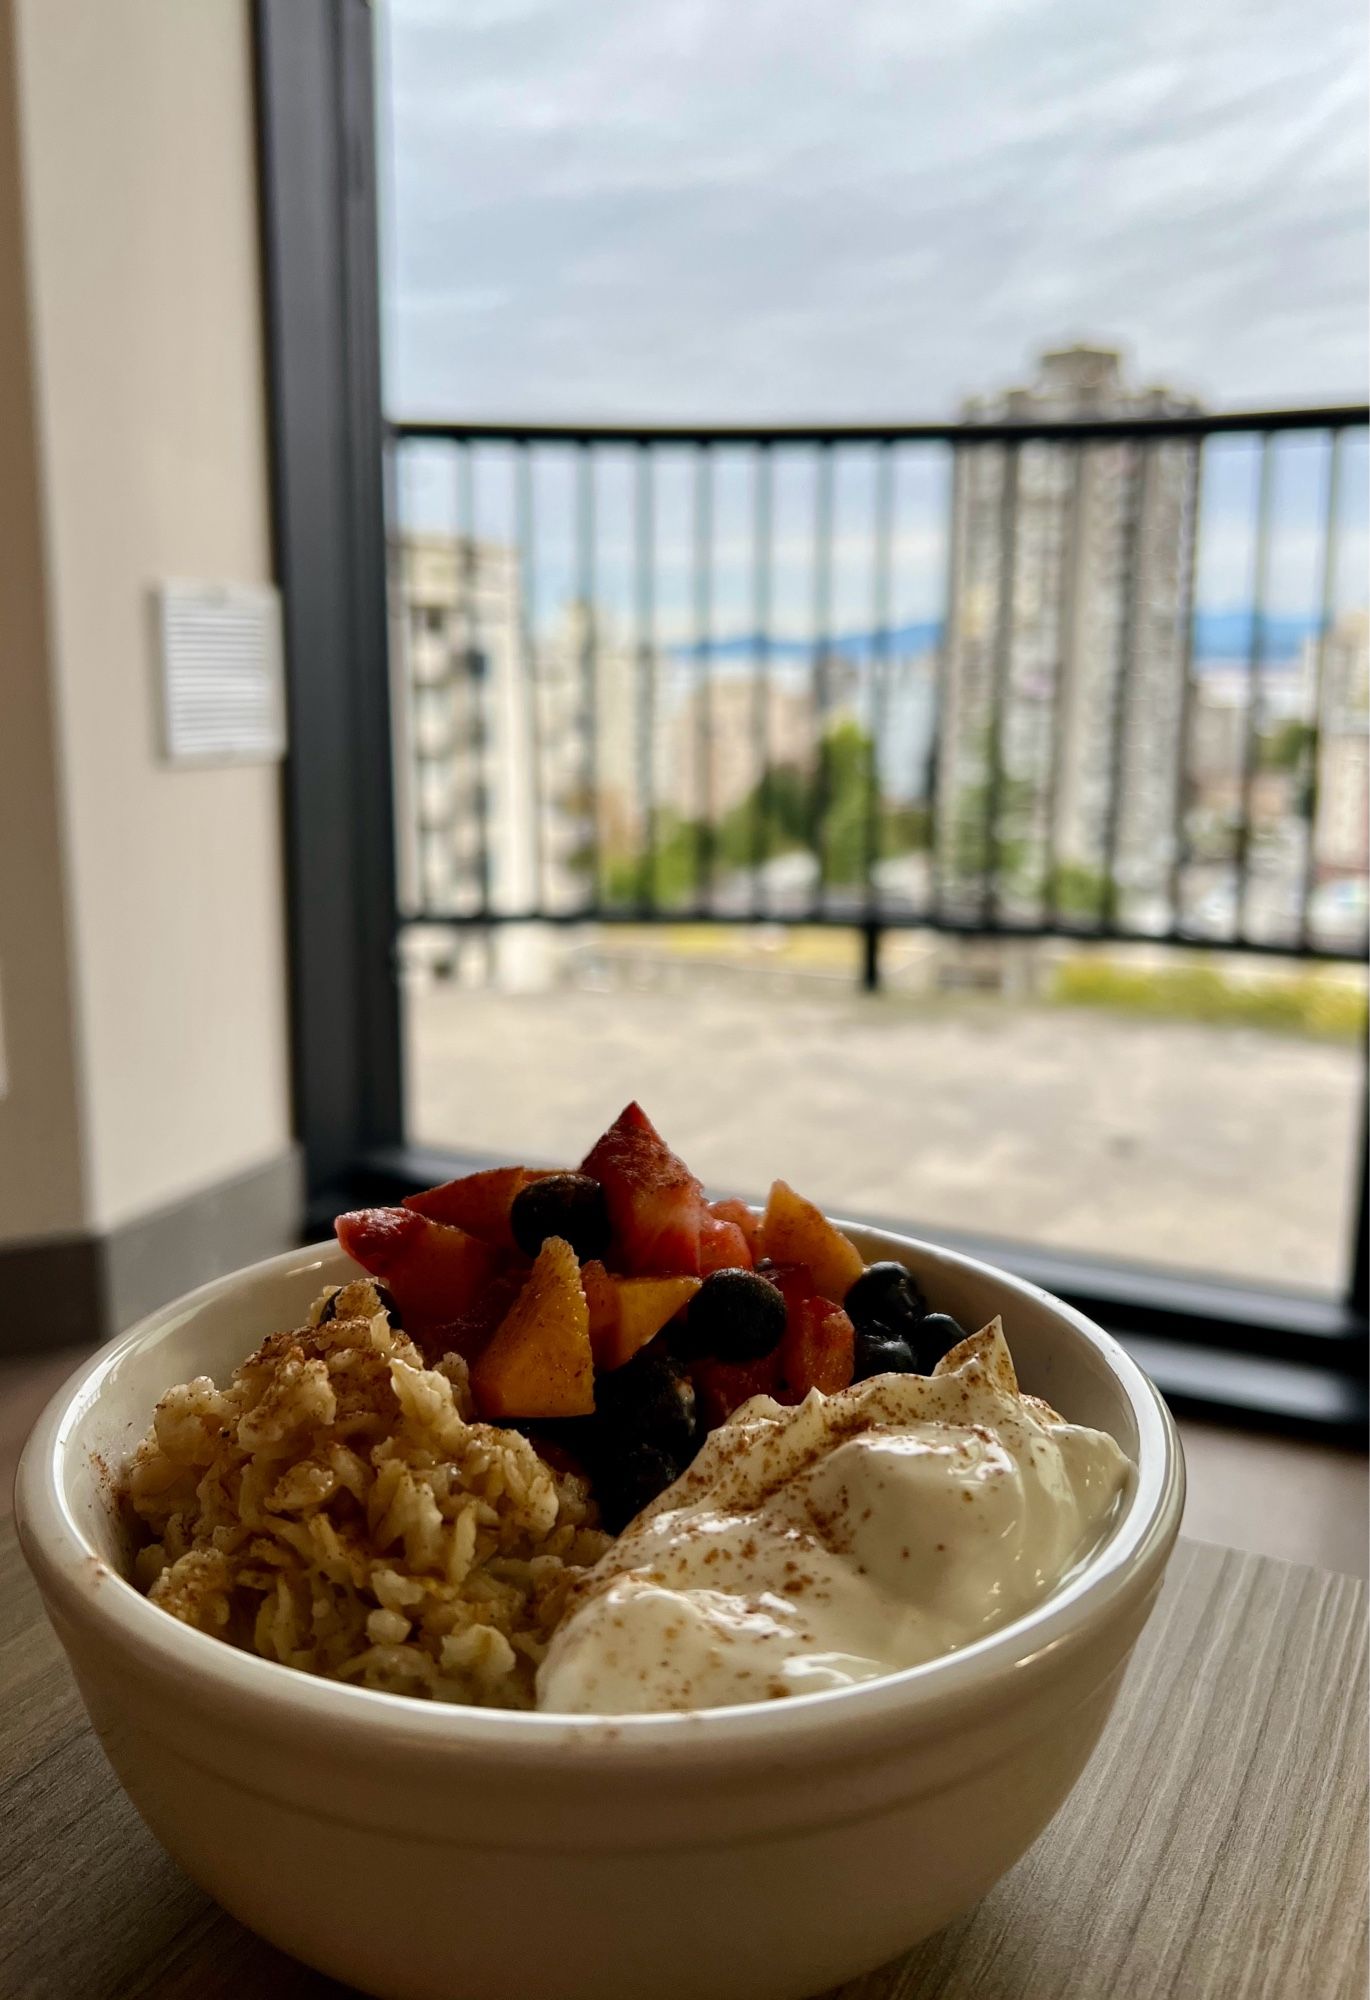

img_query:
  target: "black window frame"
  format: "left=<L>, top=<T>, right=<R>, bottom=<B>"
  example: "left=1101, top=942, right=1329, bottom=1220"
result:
left=254, top=0, right=1368, bottom=1441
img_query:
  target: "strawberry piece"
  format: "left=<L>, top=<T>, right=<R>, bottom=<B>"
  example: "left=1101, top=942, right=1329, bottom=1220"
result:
left=580, top=1102, right=706, bottom=1275
left=699, top=1214, right=754, bottom=1274
left=693, top=1349, right=783, bottom=1430
left=421, top=1263, right=530, bottom=1364
left=780, top=1296, right=855, bottom=1400
left=759, top=1180, right=864, bottom=1304
left=469, top=1237, right=595, bottom=1419
left=403, top=1166, right=553, bottom=1249
left=335, top=1207, right=500, bottom=1330
left=708, top=1198, right=761, bottom=1256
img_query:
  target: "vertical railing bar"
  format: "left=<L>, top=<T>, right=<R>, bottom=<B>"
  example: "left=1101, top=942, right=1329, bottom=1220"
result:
left=864, top=440, right=895, bottom=918
left=750, top=444, right=773, bottom=919
left=514, top=441, right=545, bottom=914
left=809, top=441, right=835, bottom=916
left=1168, top=437, right=1206, bottom=932
left=982, top=441, right=1021, bottom=926
left=692, top=443, right=715, bottom=912
left=929, top=442, right=961, bottom=923
left=1235, top=433, right=1276, bottom=942
left=635, top=442, right=656, bottom=914
left=1042, top=444, right=1084, bottom=927
left=384, top=434, right=416, bottom=923
left=455, top=439, right=492, bottom=919
left=575, top=442, right=600, bottom=915
left=1100, top=439, right=1148, bottom=931
left=1299, top=428, right=1344, bottom=949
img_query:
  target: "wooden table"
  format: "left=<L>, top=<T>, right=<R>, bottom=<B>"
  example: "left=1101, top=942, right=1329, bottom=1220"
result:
left=1, top=1518, right=1365, bottom=2000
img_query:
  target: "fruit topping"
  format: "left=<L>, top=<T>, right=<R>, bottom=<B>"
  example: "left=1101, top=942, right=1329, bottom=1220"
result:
left=580, top=1102, right=706, bottom=1274
left=758, top=1179, right=864, bottom=1303
left=404, top=1165, right=552, bottom=1249
left=692, top=1349, right=784, bottom=1429
left=510, top=1171, right=612, bottom=1263
left=699, top=1213, right=755, bottom=1273
left=594, top=1343, right=698, bottom=1463
left=914, top=1312, right=969, bottom=1373
left=334, top=1206, right=501, bottom=1330
left=468, top=1237, right=595, bottom=1419
left=779, top=1295, right=855, bottom=1399
left=844, top=1260, right=928, bottom=1342
left=851, top=1329, right=919, bottom=1381
left=684, top=1267, right=787, bottom=1363
left=581, top=1262, right=701, bottom=1371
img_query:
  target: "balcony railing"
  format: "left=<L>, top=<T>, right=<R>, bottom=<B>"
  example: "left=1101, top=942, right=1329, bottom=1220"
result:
left=387, top=406, right=1369, bottom=982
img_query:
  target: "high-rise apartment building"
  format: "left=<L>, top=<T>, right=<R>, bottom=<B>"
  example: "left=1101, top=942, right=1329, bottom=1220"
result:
left=390, top=533, right=641, bottom=930
left=939, top=346, right=1201, bottom=919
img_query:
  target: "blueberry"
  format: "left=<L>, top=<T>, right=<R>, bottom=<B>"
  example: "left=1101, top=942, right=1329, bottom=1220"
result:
left=684, top=1268, right=788, bottom=1362
left=316, top=1281, right=403, bottom=1328
left=595, top=1344, right=698, bottom=1460
left=852, top=1330, right=920, bottom=1382
left=914, top=1312, right=967, bottom=1372
left=510, top=1172, right=612, bottom=1262
left=844, top=1262, right=927, bottom=1343
left=373, top=1282, right=404, bottom=1329
left=594, top=1440, right=685, bottom=1534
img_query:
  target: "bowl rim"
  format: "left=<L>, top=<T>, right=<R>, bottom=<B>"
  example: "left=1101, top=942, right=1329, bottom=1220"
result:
left=16, top=1223, right=1185, bottom=1766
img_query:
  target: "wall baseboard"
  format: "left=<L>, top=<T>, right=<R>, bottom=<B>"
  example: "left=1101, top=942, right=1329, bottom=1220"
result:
left=0, top=1147, right=304, bottom=1359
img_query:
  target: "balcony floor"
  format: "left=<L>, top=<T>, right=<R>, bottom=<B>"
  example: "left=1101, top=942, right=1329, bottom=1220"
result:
left=406, top=971, right=1362, bottom=1299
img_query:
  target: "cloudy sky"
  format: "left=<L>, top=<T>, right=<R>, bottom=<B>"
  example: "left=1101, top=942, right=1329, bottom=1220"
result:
left=381, top=0, right=1368, bottom=422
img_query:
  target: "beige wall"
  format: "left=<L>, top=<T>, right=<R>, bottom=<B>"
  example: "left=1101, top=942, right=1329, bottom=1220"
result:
left=0, top=2, right=87, bottom=1239
left=3, top=0, right=292, bottom=1240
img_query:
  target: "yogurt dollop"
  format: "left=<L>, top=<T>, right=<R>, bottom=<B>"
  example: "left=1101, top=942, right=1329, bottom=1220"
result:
left=537, top=1321, right=1132, bottom=1714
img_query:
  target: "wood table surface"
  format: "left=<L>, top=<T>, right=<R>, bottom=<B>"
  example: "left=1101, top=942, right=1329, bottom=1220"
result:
left=1, top=1518, right=1365, bottom=2000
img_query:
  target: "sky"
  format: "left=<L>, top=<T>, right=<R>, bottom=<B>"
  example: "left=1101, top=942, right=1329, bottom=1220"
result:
left=380, top=0, right=1368, bottom=424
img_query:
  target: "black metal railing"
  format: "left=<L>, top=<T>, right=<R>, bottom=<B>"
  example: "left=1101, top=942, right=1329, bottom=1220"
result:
left=386, top=407, right=1369, bottom=977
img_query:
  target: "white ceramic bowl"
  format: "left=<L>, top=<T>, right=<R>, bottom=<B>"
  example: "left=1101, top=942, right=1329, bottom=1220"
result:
left=17, top=1225, right=1184, bottom=2000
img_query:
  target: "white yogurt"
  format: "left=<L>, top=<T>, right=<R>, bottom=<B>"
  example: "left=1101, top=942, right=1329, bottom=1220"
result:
left=537, top=1321, right=1132, bottom=1714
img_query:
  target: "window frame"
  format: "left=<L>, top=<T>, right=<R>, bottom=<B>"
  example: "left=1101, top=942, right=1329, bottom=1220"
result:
left=254, top=0, right=1368, bottom=1441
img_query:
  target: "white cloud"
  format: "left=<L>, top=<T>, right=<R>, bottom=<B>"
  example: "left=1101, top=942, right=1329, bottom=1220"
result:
left=381, top=0, right=1368, bottom=420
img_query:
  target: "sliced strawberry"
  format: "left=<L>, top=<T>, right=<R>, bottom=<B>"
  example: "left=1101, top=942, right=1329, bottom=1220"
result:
left=420, top=1263, right=530, bottom=1364
left=403, top=1166, right=556, bottom=1249
left=708, top=1197, right=761, bottom=1256
left=779, top=1296, right=855, bottom=1400
left=699, top=1213, right=753, bottom=1274
left=580, top=1101, right=706, bottom=1276
left=335, top=1206, right=500, bottom=1331
left=693, top=1349, right=783, bottom=1430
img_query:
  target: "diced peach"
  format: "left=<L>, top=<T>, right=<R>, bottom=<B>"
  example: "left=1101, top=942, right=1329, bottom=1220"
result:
left=469, top=1238, right=595, bottom=1420
left=758, top=1180, right=864, bottom=1304
left=334, top=1206, right=500, bottom=1329
left=581, top=1259, right=698, bottom=1369
left=580, top=1259, right=619, bottom=1349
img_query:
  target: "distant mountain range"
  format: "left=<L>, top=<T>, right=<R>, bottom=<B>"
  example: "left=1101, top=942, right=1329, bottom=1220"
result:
left=674, top=609, right=1322, bottom=669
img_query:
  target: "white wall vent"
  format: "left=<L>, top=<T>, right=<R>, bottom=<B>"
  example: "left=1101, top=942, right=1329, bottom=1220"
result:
left=155, top=582, right=286, bottom=765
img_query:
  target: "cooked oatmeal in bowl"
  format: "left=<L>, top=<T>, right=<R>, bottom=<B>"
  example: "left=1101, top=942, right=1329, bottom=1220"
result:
left=127, top=1279, right=612, bottom=1707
